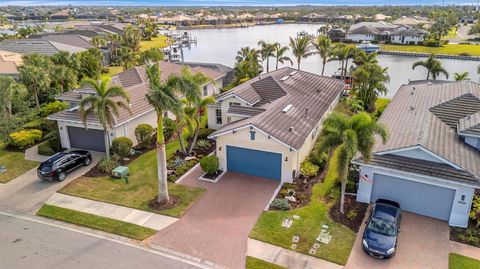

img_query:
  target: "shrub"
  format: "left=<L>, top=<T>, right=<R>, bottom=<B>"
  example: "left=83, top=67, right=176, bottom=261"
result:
left=197, top=128, right=215, bottom=139
left=270, top=198, right=291, bottom=210
left=300, top=161, right=320, bottom=178
left=195, top=139, right=210, bottom=149
left=163, top=117, right=176, bottom=141
left=469, top=194, right=480, bottom=228
left=347, top=210, right=358, bottom=220
left=98, top=158, right=118, bottom=173
left=111, top=137, right=133, bottom=158
left=135, top=124, right=154, bottom=148
left=38, top=141, right=56, bottom=156
left=200, top=155, right=219, bottom=176
left=9, top=129, right=43, bottom=149
left=41, top=101, right=68, bottom=116
left=22, top=118, right=44, bottom=130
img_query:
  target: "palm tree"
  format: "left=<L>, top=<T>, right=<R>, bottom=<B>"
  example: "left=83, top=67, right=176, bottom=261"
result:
left=117, top=46, right=137, bottom=71
left=353, top=50, right=378, bottom=66
left=91, top=35, right=107, bottom=49
left=234, top=47, right=262, bottom=82
left=289, top=36, right=314, bottom=70
left=273, top=43, right=293, bottom=70
left=329, top=43, right=350, bottom=80
left=18, top=65, right=50, bottom=108
left=79, top=77, right=131, bottom=160
left=258, top=40, right=276, bottom=73
left=352, top=63, right=390, bottom=112
left=50, top=65, right=78, bottom=94
left=412, top=54, right=449, bottom=81
left=312, top=36, right=332, bottom=76
left=454, top=72, right=470, bottom=81
left=145, top=63, right=198, bottom=204
left=0, top=76, right=23, bottom=116
left=318, top=112, right=388, bottom=213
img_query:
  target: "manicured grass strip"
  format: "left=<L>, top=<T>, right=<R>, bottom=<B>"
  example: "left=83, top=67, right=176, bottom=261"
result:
left=381, top=44, right=480, bottom=56
left=37, top=205, right=156, bottom=240
left=449, top=253, right=480, bottom=269
left=245, top=256, right=286, bottom=269
left=107, top=66, right=123, bottom=77
left=249, top=149, right=356, bottom=265
left=140, top=36, right=171, bottom=51
left=0, top=143, right=38, bottom=184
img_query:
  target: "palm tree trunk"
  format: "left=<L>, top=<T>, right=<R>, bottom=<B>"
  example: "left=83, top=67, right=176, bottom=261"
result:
left=157, top=113, right=170, bottom=203
left=426, top=71, right=430, bottom=81
left=103, top=127, right=110, bottom=160
left=297, top=58, right=301, bottom=70
left=340, top=180, right=346, bottom=214
left=188, top=118, right=200, bottom=154
left=33, top=88, right=40, bottom=108
left=321, top=58, right=326, bottom=76
left=266, top=57, right=270, bottom=73
left=177, top=129, right=187, bottom=155
left=276, top=58, right=279, bottom=70
left=344, top=59, right=350, bottom=80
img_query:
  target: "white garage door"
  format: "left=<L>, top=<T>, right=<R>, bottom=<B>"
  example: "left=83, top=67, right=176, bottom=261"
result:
left=371, top=174, right=455, bottom=221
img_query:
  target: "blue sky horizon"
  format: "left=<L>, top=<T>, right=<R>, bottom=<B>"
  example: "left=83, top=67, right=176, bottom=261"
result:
left=0, top=0, right=479, bottom=7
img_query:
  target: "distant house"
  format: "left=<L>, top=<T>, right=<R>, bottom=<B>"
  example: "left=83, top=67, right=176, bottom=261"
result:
left=392, top=16, right=430, bottom=28
left=355, top=81, right=480, bottom=228
left=346, top=22, right=428, bottom=44
left=0, top=35, right=91, bottom=56
left=299, top=13, right=327, bottom=23
left=50, top=10, right=70, bottom=20
left=459, top=16, right=476, bottom=24
left=373, top=14, right=392, bottom=21
left=0, top=50, right=23, bottom=79
left=48, top=61, right=229, bottom=152
left=327, top=28, right=346, bottom=42
left=390, top=27, right=429, bottom=45
left=207, top=68, right=344, bottom=182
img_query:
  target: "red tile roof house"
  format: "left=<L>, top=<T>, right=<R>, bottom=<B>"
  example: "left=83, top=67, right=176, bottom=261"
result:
left=48, top=61, right=229, bottom=152
left=207, top=68, right=345, bottom=183
left=354, top=80, right=480, bottom=228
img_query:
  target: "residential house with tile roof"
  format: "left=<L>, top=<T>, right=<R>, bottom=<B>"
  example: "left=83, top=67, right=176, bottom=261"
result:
left=207, top=68, right=344, bottom=182
left=354, top=80, right=480, bottom=228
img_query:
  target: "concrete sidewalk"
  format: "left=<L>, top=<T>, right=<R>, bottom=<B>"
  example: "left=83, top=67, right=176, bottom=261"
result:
left=46, top=193, right=178, bottom=230
left=247, top=238, right=343, bottom=269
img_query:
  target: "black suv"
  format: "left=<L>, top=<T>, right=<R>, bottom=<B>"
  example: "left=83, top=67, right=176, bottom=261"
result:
left=362, top=199, right=401, bottom=259
left=37, top=150, right=92, bottom=181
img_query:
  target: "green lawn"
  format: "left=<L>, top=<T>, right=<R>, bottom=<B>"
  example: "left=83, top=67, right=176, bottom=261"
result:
left=444, top=28, right=457, bottom=39
left=372, top=98, right=391, bottom=119
left=381, top=44, right=480, bottom=56
left=249, top=150, right=356, bottom=265
left=59, top=140, right=205, bottom=217
left=107, top=66, right=124, bottom=77
left=0, top=143, right=38, bottom=183
left=37, top=205, right=156, bottom=240
left=140, top=36, right=172, bottom=52
left=449, top=253, right=480, bottom=269
left=245, top=257, right=286, bottom=269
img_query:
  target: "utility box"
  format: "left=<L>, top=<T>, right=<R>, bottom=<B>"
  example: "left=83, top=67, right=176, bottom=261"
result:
left=112, top=166, right=129, bottom=179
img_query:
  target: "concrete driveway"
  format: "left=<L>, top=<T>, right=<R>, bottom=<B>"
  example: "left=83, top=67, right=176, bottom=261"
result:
left=0, top=153, right=102, bottom=213
left=149, top=167, right=279, bottom=269
left=345, top=212, right=480, bottom=269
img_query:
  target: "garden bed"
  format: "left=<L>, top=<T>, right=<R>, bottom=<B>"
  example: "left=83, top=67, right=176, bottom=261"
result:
left=271, top=172, right=325, bottom=210
left=328, top=193, right=368, bottom=232
left=199, top=169, right=225, bottom=183
left=450, top=220, right=480, bottom=248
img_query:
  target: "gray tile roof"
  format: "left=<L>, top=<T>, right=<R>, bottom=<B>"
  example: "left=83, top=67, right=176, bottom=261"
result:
left=458, top=111, right=480, bottom=137
left=362, top=80, right=480, bottom=185
left=391, top=27, right=429, bottom=37
left=0, top=39, right=60, bottom=56
left=227, top=106, right=265, bottom=117
left=210, top=68, right=344, bottom=150
left=40, top=34, right=93, bottom=49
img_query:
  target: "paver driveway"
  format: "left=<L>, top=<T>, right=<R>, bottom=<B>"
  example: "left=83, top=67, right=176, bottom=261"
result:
left=345, top=212, right=480, bottom=269
left=149, top=167, right=279, bottom=269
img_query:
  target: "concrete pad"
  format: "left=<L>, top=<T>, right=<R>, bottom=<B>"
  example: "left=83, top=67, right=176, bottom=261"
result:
left=122, top=210, right=154, bottom=226
left=97, top=205, right=133, bottom=220
left=142, top=214, right=178, bottom=230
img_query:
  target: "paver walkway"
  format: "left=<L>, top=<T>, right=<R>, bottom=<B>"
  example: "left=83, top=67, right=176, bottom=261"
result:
left=247, top=238, right=343, bottom=269
left=46, top=193, right=178, bottom=230
left=24, top=145, right=49, bottom=162
left=150, top=167, right=279, bottom=269
left=345, top=212, right=480, bottom=269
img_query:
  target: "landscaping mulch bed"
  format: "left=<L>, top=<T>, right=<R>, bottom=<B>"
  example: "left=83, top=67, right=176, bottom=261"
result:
left=201, top=170, right=223, bottom=180
left=329, top=194, right=368, bottom=232
left=450, top=220, right=480, bottom=248
left=148, top=195, right=181, bottom=211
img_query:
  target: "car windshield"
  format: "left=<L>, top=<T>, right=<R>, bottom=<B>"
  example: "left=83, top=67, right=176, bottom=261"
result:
left=368, top=217, right=396, bottom=236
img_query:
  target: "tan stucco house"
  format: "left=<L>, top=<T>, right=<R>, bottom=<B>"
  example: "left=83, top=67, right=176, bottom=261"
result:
left=207, top=68, right=344, bottom=182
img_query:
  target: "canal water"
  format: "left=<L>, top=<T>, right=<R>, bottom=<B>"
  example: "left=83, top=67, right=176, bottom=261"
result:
left=181, top=23, right=480, bottom=97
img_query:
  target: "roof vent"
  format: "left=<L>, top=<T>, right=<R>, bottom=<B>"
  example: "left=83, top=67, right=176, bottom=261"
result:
left=282, top=104, right=293, bottom=113
left=289, top=127, right=294, bottom=132
left=409, top=106, right=415, bottom=111
left=280, top=76, right=290, bottom=81
left=305, top=107, right=309, bottom=117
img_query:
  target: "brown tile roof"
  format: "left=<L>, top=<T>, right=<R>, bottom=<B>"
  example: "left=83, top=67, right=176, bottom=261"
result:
left=210, top=68, right=344, bottom=150
left=364, top=80, right=480, bottom=184
left=227, top=106, right=266, bottom=117
left=50, top=62, right=228, bottom=127
left=458, top=111, right=480, bottom=137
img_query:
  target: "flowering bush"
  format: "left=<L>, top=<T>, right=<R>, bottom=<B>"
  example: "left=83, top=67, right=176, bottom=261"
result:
left=9, top=129, right=43, bottom=149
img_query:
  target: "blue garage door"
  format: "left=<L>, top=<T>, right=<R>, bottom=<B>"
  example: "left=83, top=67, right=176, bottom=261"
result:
left=371, top=174, right=455, bottom=221
left=226, top=146, right=282, bottom=180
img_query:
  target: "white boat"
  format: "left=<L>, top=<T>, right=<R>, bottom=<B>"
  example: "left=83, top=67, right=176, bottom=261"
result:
left=356, top=41, right=380, bottom=53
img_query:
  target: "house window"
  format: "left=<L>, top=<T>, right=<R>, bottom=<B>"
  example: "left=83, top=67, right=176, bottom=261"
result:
left=203, top=85, right=208, bottom=97
left=250, top=131, right=256, bottom=140
left=229, top=102, right=241, bottom=107
left=216, top=109, right=222, bottom=125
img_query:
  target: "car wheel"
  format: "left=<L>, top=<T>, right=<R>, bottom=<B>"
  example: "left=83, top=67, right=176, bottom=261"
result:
left=83, top=157, right=92, bottom=166
left=57, top=172, right=66, bottom=182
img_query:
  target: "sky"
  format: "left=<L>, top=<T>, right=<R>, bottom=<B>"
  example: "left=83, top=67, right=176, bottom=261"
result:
left=0, top=0, right=478, bottom=6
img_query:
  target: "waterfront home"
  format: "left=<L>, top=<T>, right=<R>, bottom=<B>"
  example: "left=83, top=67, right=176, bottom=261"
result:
left=390, top=27, right=429, bottom=45
left=0, top=35, right=92, bottom=56
left=207, top=68, right=344, bottom=182
left=327, top=28, right=346, bottom=42
left=346, top=21, right=397, bottom=42
left=392, top=16, right=430, bottom=28
left=355, top=80, right=480, bottom=228
left=48, top=61, right=229, bottom=152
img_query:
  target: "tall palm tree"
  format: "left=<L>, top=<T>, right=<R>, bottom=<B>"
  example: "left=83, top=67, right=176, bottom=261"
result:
left=91, top=35, right=107, bottom=49
left=50, top=65, right=78, bottom=94
left=312, top=36, right=332, bottom=76
left=258, top=40, right=276, bottom=73
left=145, top=64, right=198, bottom=204
left=352, top=63, right=390, bottom=112
left=79, top=77, right=131, bottom=160
left=329, top=43, right=350, bottom=80
left=0, top=76, right=23, bottom=116
left=454, top=72, right=470, bottom=81
left=353, top=50, right=378, bottom=66
left=273, top=43, right=293, bottom=70
left=234, top=47, right=262, bottom=82
left=18, top=65, right=50, bottom=108
left=318, top=112, right=388, bottom=213
left=412, top=54, right=449, bottom=81
left=117, top=46, right=137, bottom=71
left=289, top=36, right=314, bottom=70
